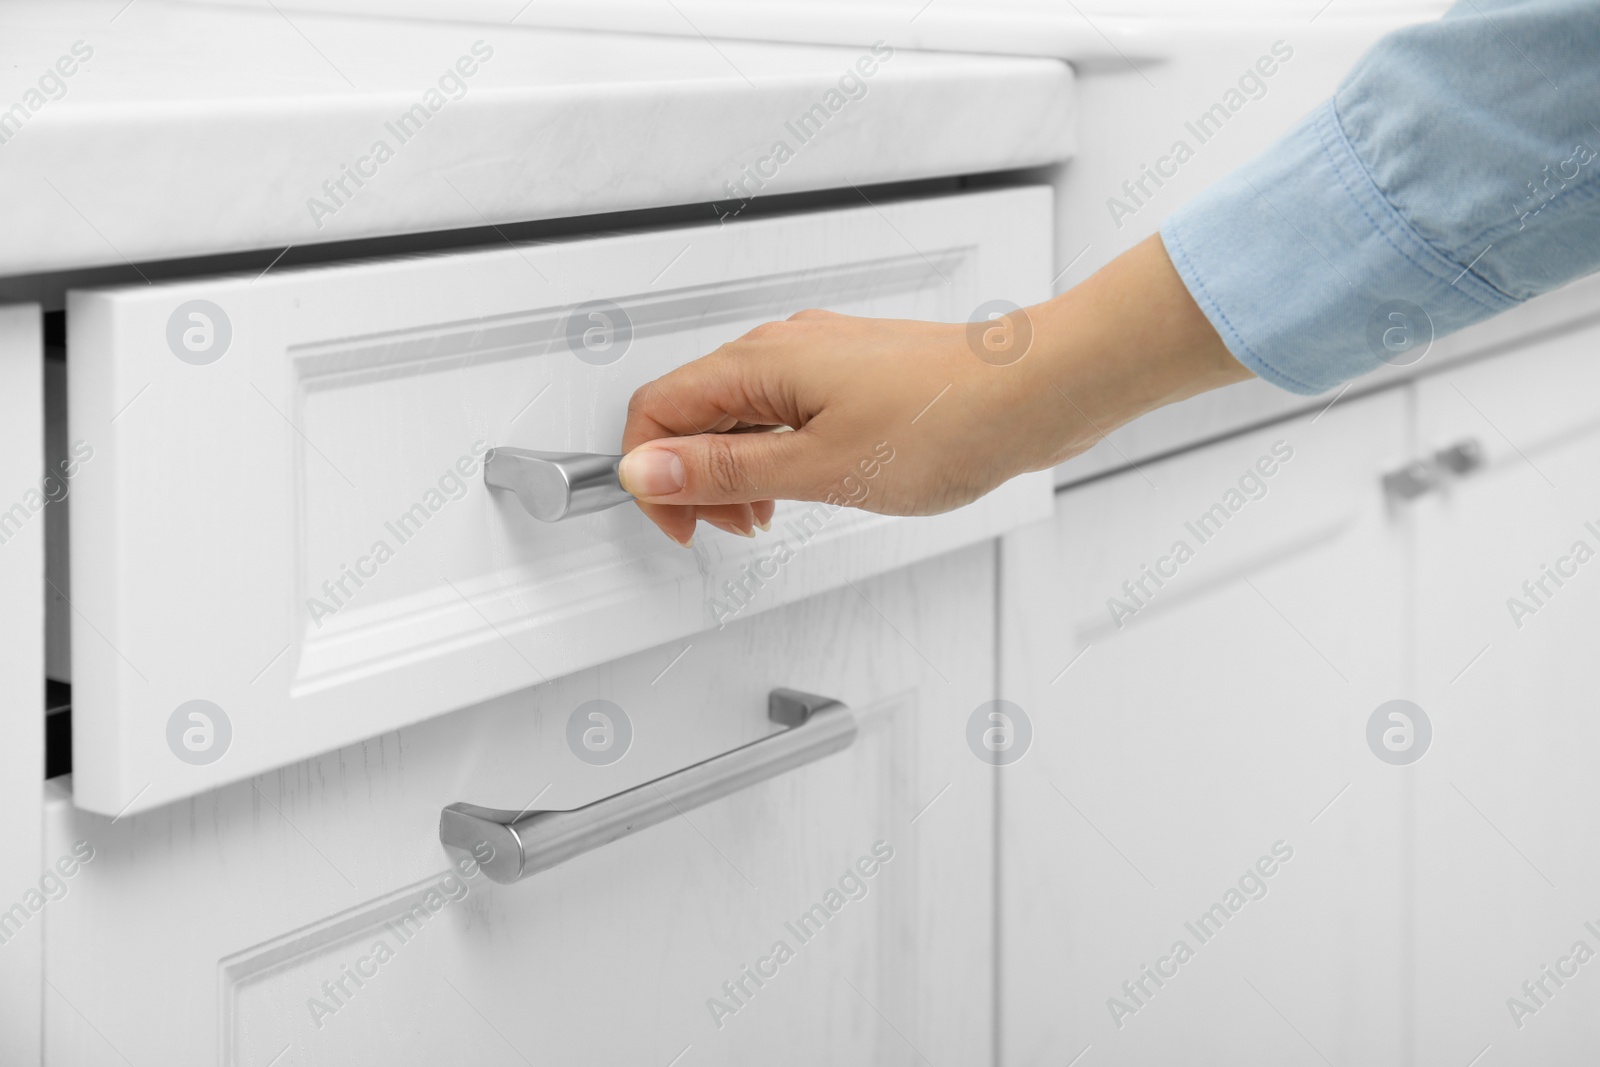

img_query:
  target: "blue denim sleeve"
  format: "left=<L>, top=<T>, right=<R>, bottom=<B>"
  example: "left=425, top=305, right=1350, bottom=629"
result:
left=1160, top=0, right=1600, bottom=395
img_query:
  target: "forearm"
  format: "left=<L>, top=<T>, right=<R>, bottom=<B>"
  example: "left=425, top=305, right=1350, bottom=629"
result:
left=1015, top=234, right=1255, bottom=471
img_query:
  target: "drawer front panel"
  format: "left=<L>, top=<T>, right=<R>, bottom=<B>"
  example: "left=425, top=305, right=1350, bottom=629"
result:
left=44, top=548, right=998, bottom=1066
left=68, top=186, right=1052, bottom=814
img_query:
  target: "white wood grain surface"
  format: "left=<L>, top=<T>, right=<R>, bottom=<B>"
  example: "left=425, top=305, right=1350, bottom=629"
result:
left=1000, top=388, right=1413, bottom=1065
left=0, top=1, right=1072, bottom=276
left=1412, top=324, right=1600, bottom=1062
left=67, top=187, right=1053, bottom=816
left=0, top=305, right=44, bottom=1065
left=44, top=544, right=1000, bottom=1066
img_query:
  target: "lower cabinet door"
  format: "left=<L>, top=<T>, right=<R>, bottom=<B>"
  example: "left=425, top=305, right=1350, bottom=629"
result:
left=43, top=545, right=998, bottom=1067
left=999, top=390, right=1412, bottom=1066
left=1412, top=324, right=1600, bottom=1061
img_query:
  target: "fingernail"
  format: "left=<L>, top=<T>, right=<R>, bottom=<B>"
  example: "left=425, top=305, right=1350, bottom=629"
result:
left=709, top=521, right=755, bottom=539
left=756, top=520, right=772, bottom=532
left=672, top=531, right=695, bottom=549
left=620, top=448, right=686, bottom=497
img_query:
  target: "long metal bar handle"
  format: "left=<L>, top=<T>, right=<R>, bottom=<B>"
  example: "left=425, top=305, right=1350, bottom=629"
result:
left=483, top=446, right=632, bottom=522
left=440, top=689, right=854, bottom=885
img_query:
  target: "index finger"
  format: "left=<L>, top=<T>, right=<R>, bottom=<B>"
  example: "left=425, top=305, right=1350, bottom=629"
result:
left=621, top=353, right=795, bottom=543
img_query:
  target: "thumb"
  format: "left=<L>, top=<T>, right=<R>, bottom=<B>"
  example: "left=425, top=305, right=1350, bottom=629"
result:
left=619, top=429, right=823, bottom=506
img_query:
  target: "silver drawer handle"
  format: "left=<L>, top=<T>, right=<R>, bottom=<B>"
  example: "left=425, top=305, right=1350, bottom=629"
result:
left=484, top=446, right=632, bottom=522
left=440, top=689, right=854, bottom=884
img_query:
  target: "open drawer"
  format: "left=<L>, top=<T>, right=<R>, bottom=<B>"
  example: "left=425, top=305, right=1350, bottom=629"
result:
left=65, top=185, right=1053, bottom=815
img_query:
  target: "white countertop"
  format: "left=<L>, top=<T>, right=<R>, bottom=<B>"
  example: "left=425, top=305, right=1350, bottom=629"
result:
left=158, top=0, right=1459, bottom=66
left=0, top=1, right=1073, bottom=276
left=492, top=0, right=1453, bottom=66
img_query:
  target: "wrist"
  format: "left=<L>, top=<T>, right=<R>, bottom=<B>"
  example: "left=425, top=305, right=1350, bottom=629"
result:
left=1014, top=235, right=1252, bottom=466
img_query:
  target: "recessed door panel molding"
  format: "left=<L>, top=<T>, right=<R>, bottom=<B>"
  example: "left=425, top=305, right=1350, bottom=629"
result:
left=67, top=186, right=1053, bottom=815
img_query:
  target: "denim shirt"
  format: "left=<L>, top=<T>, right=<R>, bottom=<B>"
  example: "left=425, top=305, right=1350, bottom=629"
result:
left=1161, top=0, right=1600, bottom=395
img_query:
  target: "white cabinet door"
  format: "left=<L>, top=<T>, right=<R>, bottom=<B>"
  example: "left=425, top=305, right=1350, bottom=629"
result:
left=45, top=544, right=999, bottom=1067
left=0, top=305, right=44, bottom=1066
left=1412, top=324, right=1600, bottom=1062
left=999, top=390, right=1412, bottom=1066
left=66, top=186, right=1053, bottom=816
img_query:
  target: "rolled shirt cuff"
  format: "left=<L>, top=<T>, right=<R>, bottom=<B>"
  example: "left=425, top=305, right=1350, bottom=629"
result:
left=1160, top=98, right=1520, bottom=395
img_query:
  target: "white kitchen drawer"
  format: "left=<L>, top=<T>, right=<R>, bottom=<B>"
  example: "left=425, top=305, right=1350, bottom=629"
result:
left=44, top=546, right=999, bottom=1067
left=66, top=186, right=1052, bottom=815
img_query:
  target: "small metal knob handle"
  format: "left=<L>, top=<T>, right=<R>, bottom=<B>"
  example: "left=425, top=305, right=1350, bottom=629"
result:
left=1433, top=438, right=1485, bottom=476
left=484, top=446, right=632, bottom=522
left=1382, top=459, right=1440, bottom=502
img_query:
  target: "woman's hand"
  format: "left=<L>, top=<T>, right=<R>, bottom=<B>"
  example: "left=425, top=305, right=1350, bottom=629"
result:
left=617, top=311, right=1060, bottom=546
left=618, top=234, right=1253, bottom=546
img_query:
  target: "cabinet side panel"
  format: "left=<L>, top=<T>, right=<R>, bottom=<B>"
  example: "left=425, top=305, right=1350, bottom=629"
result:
left=0, top=304, right=44, bottom=1066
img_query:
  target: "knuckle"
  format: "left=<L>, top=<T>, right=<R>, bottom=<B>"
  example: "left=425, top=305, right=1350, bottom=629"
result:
left=701, top=436, right=748, bottom=497
left=703, top=342, right=748, bottom=373
left=625, top=383, right=654, bottom=419
left=742, top=319, right=789, bottom=343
